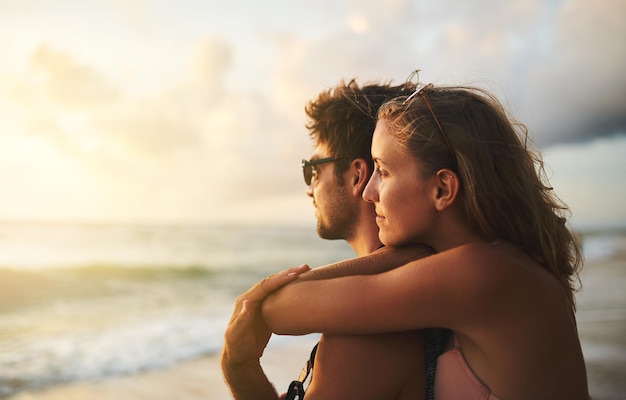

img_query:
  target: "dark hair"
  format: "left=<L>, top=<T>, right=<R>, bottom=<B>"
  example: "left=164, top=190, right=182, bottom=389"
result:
left=379, top=85, right=583, bottom=308
left=305, top=79, right=413, bottom=183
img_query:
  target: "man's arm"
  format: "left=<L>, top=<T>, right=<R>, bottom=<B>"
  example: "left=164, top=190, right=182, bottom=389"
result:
left=221, top=300, right=279, bottom=400
left=221, top=265, right=310, bottom=399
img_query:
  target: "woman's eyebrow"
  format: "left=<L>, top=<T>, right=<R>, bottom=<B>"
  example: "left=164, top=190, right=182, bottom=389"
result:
left=373, top=157, right=388, bottom=166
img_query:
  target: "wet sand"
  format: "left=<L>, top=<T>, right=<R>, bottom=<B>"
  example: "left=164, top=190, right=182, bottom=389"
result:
left=8, top=247, right=626, bottom=400
left=575, top=244, right=626, bottom=399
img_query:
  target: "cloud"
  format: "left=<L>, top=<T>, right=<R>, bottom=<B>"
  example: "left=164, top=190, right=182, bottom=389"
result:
left=303, top=0, right=626, bottom=145
left=1, top=39, right=282, bottom=222
left=1, top=0, right=624, bottom=224
left=0, top=38, right=310, bottom=214
left=522, top=0, right=626, bottom=144
left=187, top=37, right=233, bottom=96
left=26, top=43, right=120, bottom=109
left=7, top=40, right=233, bottom=161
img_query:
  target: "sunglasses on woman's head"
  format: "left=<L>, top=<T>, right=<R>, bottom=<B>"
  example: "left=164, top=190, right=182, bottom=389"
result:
left=301, top=157, right=343, bottom=185
left=404, top=71, right=458, bottom=169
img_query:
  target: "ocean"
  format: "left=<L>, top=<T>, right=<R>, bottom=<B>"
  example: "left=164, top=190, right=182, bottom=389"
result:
left=0, top=222, right=354, bottom=398
left=0, top=222, right=624, bottom=398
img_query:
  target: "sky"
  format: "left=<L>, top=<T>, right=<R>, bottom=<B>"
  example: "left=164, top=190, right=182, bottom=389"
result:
left=0, top=0, right=625, bottom=230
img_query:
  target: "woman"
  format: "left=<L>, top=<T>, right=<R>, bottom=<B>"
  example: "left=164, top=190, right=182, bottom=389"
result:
left=261, top=79, right=589, bottom=399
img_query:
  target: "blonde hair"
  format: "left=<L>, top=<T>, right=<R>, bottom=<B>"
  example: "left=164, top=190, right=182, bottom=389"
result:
left=379, top=85, right=583, bottom=308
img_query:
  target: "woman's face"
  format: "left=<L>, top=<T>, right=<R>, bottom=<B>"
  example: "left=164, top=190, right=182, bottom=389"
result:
left=363, top=121, right=437, bottom=246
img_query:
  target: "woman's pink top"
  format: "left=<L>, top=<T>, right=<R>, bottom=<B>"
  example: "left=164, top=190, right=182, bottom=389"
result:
left=434, top=337, right=501, bottom=400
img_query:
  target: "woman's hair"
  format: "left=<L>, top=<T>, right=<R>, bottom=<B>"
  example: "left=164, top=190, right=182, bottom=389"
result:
left=378, top=84, right=583, bottom=308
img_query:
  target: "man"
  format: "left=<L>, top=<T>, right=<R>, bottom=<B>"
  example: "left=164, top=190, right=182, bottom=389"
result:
left=221, top=80, right=441, bottom=399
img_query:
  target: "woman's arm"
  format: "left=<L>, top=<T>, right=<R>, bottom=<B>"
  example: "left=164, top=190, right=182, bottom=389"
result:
left=262, top=243, right=507, bottom=336
left=298, top=243, right=434, bottom=280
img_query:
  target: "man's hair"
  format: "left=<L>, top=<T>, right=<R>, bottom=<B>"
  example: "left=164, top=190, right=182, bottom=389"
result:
left=305, top=79, right=413, bottom=183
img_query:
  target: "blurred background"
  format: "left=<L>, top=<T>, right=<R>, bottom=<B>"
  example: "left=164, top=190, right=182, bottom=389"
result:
left=0, top=0, right=624, bottom=398
left=0, top=0, right=624, bottom=227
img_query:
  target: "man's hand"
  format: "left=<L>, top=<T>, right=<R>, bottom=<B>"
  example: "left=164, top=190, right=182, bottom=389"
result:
left=224, top=264, right=311, bottom=364
left=221, top=264, right=310, bottom=400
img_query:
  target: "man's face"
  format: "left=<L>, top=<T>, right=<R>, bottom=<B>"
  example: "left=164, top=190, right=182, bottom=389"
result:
left=306, top=143, right=357, bottom=241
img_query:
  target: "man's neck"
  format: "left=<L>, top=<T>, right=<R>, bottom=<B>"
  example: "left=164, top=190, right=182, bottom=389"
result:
left=347, top=232, right=382, bottom=257
left=345, top=208, right=383, bottom=256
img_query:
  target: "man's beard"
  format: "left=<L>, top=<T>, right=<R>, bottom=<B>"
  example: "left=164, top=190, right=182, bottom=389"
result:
left=316, top=193, right=357, bottom=242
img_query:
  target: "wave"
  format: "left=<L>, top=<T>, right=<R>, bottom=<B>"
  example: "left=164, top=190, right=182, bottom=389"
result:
left=7, top=222, right=621, bottom=397
left=0, top=264, right=244, bottom=397
left=0, top=223, right=355, bottom=397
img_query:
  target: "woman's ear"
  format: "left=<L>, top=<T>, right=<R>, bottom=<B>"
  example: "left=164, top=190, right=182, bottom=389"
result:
left=351, top=159, right=371, bottom=196
left=434, top=169, right=459, bottom=210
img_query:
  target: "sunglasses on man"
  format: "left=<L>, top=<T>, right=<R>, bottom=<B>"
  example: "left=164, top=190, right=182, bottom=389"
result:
left=301, top=157, right=344, bottom=185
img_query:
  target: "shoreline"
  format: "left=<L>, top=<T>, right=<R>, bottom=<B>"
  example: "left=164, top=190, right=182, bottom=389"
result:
left=8, top=249, right=626, bottom=400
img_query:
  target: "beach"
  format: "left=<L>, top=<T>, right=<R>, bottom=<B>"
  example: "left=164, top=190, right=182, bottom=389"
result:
left=574, top=234, right=626, bottom=400
left=7, top=336, right=321, bottom=400
left=3, top=228, right=626, bottom=400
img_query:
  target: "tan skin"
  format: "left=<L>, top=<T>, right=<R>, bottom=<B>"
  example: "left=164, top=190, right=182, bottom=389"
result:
left=261, top=121, right=589, bottom=400
left=298, top=144, right=428, bottom=400
left=222, top=142, right=431, bottom=400
left=223, top=248, right=431, bottom=400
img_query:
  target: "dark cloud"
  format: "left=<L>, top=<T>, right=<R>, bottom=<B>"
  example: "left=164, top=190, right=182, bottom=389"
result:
left=518, top=0, right=626, bottom=145
left=272, top=0, right=626, bottom=146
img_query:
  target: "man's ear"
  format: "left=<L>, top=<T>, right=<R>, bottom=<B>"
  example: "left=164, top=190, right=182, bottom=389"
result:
left=351, top=158, right=372, bottom=196
left=434, top=168, right=459, bottom=210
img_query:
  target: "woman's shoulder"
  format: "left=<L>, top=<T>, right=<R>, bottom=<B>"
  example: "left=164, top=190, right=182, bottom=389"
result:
left=442, top=240, right=543, bottom=275
left=424, top=241, right=560, bottom=302
left=426, top=241, right=518, bottom=275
